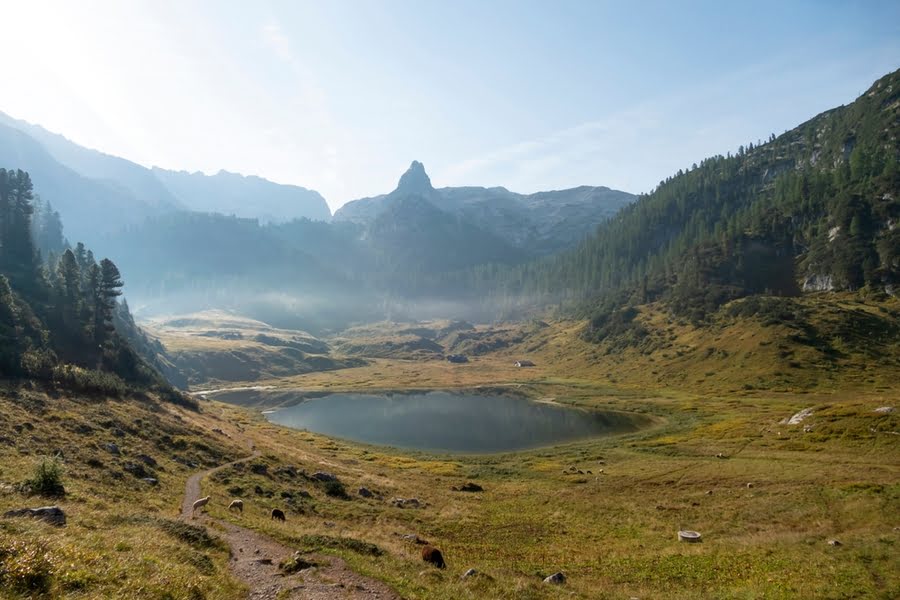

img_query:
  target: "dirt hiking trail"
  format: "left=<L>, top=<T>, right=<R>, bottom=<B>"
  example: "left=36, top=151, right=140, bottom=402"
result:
left=180, top=449, right=401, bottom=600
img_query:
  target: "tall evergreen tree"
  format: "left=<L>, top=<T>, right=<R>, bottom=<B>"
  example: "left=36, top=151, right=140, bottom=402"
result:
left=0, top=275, right=20, bottom=373
left=0, top=169, right=40, bottom=291
left=93, top=258, right=123, bottom=347
left=56, top=249, right=82, bottom=334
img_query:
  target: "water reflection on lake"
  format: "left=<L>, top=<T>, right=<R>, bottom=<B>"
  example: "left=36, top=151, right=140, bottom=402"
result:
left=265, top=391, right=645, bottom=453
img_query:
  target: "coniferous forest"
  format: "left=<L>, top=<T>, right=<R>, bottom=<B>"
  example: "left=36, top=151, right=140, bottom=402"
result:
left=0, top=168, right=179, bottom=397
left=439, top=69, right=900, bottom=327
left=2, top=70, right=899, bottom=342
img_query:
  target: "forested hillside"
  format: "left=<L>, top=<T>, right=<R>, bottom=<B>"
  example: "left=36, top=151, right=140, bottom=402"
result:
left=462, top=69, right=900, bottom=327
left=0, top=168, right=181, bottom=397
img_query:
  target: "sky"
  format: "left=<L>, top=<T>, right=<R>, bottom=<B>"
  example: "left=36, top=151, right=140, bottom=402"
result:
left=0, top=1, right=898, bottom=213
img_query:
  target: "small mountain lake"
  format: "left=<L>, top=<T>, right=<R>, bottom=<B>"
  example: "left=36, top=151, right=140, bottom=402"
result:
left=263, top=391, right=648, bottom=453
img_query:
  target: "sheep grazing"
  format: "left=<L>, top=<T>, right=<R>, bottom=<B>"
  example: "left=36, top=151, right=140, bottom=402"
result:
left=228, top=499, right=244, bottom=513
left=271, top=508, right=286, bottom=521
left=421, top=545, right=446, bottom=569
left=191, top=496, right=210, bottom=516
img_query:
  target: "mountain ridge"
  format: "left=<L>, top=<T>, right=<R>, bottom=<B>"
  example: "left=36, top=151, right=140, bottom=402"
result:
left=335, top=161, right=636, bottom=256
left=0, top=111, right=333, bottom=236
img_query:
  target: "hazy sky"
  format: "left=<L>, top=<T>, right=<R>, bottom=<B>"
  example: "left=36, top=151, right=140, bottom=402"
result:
left=1, top=1, right=898, bottom=212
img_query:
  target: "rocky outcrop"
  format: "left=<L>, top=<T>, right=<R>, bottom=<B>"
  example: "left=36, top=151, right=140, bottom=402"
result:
left=3, top=505, right=67, bottom=526
left=543, top=572, right=566, bottom=584
left=334, top=161, right=634, bottom=256
left=801, top=274, right=835, bottom=292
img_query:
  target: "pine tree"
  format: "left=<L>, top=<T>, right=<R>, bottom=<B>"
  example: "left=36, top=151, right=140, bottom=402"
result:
left=0, top=275, right=21, bottom=374
left=93, top=258, right=123, bottom=347
left=56, top=249, right=82, bottom=334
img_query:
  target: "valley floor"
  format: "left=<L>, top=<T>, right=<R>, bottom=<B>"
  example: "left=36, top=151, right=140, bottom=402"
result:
left=2, top=312, right=899, bottom=599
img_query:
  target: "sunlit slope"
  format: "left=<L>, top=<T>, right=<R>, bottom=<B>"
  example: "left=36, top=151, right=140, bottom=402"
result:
left=0, top=385, right=245, bottom=598
left=142, top=310, right=365, bottom=387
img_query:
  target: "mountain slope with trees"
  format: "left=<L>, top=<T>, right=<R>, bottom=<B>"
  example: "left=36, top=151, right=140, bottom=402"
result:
left=0, top=167, right=182, bottom=398
left=464, top=68, right=899, bottom=329
left=0, top=124, right=171, bottom=246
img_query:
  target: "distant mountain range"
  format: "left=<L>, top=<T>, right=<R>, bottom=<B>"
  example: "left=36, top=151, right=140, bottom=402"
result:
left=0, top=111, right=634, bottom=260
left=336, top=160, right=635, bottom=256
left=150, top=167, right=330, bottom=223
left=3, top=67, right=898, bottom=336
left=0, top=111, right=331, bottom=246
left=0, top=108, right=637, bottom=329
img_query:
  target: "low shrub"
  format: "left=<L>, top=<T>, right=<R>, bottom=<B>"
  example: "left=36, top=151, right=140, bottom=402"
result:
left=51, top=364, right=128, bottom=397
left=323, top=480, right=349, bottom=499
left=25, top=456, right=66, bottom=497
left=288, top=534, right=384, bottom=556
left=0, top=538, right=55, bottom=594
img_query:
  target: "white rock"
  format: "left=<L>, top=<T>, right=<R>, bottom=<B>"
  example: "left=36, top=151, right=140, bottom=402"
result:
left=543, top=572, right=566, bottom=584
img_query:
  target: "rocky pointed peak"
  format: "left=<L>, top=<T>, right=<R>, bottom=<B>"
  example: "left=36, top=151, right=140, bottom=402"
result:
left=395, top=160, right=433, bottom=195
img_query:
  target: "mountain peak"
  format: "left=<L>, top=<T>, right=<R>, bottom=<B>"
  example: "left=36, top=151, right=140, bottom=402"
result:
left=395, top=160, right=433, bottom=194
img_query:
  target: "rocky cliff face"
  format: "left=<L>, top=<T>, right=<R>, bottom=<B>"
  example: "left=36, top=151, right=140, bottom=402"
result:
left=335, top=161, right=635, bottom=256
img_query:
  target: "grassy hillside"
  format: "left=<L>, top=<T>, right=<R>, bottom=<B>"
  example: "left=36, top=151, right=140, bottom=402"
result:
left=3, top=304, right=899, bottom=599
left=570, top=293, right=900, bottom=394
left=181, top=370, right=900, bottom=599
left=142, top=311, right=365, bottom=387
left=0, top=383, right=245, bottom=598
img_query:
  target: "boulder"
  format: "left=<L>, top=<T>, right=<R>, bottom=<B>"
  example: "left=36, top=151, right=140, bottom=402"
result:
left=313, top=471, right=337, bottom=482
left=104, top=442, right=120, bottom=455
left=678, top=530, right=702, bottom=543
left=136, top=454, right=157, bottom=467
left=123, top=462, right=148, bottom=478
left=391, top=497, right=422, bottom=508
left=280, top=551, right=318, bottom=574
left=358, top=487, right=374, bottom=498
left=4, top=505, right=66, bottom=526
left=275, top=465, right=298, bottom=478
left=543, top=572, right=566, bottom=585
left=453, top=482, right=484, bottom=492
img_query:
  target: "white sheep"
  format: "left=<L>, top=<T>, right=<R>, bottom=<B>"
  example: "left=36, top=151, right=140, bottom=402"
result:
left=228, top=499, right=244, bottom=513
left=191, top=496, right=210, bottom=516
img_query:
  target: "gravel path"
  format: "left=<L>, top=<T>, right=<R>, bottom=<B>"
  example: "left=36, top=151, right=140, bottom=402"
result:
left=180, top=449, right=401, bottom=600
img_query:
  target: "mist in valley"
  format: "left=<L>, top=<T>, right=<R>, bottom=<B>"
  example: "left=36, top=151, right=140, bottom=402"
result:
left=1, top=4, right=898, bottom=599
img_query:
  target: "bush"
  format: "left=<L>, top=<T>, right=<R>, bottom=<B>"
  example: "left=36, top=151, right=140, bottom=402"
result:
left=155, top=385, right=199, bottom=410
left=25, top=456, right=66, bottom=497
left=51, top=364, right=128, bottom=397
left=323, top=480, right=349, bottom=499
left=19, top=349, right=57, bottom=379
left=0, top=538, right=55, bottom=594
left=156, top=519, right=218, bottom=549
left=289, top=534, right=384, bottom=556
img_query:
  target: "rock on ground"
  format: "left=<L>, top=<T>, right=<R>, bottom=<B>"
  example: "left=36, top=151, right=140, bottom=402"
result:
left=543, top=572, right=566, bottom=584
left=3, top=505, right=66, bottom=526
